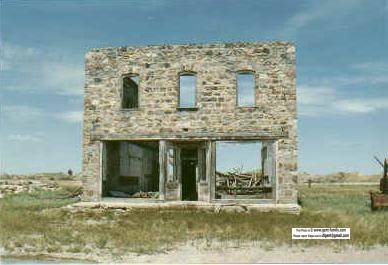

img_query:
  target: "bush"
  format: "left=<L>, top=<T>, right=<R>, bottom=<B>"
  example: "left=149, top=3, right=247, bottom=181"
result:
left=60, top=185, right=83, bottom=197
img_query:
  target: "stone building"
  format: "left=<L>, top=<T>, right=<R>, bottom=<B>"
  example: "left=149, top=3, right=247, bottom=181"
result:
left=82, top=41, right=298, bottom=211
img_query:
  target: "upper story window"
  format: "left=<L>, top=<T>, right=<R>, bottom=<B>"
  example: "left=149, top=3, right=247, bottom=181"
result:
left=122, top=75, right=139, bottom=109
left=237, top=71, right=255, bottom=107
left=179, top=73, right=197, bottom=109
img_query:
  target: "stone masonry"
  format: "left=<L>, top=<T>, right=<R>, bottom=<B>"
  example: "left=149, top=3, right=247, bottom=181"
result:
left=82, top=41, right=298, bottom=207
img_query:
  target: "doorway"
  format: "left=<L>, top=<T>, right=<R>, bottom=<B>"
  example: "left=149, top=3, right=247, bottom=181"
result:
left=181, top=148, right=198, bottom=201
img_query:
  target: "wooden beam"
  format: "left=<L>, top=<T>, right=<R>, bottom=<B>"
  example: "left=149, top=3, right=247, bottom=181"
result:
left=91, top=130, right=289, bottom=141
left=158, top=140, right=166, bottom=200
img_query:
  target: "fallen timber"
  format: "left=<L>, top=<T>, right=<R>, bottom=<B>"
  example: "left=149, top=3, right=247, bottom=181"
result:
left=216, top=171, right=272, bottom=195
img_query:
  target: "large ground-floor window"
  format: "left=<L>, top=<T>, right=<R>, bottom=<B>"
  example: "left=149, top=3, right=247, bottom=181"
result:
left=101, top=139, right=275, bottom=201
left=102, top=141, right=159, bottom=199
left=215, top=140, right=273, bottom=200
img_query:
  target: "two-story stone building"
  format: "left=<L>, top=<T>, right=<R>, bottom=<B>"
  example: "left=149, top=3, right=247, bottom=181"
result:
left=82, top=41, right=298, bottom=211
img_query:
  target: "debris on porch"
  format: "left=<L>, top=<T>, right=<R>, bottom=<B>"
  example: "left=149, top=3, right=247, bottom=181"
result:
left=108, top=190, right=159, bottom=199
left=216, top=171, right=272, bottom=195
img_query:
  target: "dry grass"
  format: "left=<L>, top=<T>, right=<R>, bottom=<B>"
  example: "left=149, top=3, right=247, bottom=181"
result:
left=1, top=172, right=80, bottom=181
left=0, top=184, right=387, bottom=259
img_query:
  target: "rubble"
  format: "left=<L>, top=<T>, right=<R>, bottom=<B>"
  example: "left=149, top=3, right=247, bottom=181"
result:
left=0, top=179, right=59, bottom=197
left=216, top=171, right=272, bottom=197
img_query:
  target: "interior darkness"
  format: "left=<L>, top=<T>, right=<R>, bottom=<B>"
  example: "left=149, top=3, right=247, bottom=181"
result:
left=181, top=147, right=198, bottom=201
left=122, top=76, right=139, bottom=109
left=103, top=141, right=159, bottom=198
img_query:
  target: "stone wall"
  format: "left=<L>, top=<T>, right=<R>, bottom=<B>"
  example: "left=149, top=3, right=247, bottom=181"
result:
left=82, top=42, right=297, bottom=203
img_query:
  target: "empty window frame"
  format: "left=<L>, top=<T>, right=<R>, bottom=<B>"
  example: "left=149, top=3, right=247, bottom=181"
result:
left=122, top=75, right=139, bottom=109
left=179, top=73, right=197, bottom=108
left=237, top=72, right=255, bottom=107
left=215, top=141, right=273, bottom=200
left=102, top=141, right=160, bottom=198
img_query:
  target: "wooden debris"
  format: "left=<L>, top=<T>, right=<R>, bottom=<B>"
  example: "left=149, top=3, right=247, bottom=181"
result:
left=216, top=171, right=272, bottom=195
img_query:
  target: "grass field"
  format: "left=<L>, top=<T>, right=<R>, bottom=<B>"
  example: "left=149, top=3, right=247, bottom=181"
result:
left=0, top=183, right=387, bottom=260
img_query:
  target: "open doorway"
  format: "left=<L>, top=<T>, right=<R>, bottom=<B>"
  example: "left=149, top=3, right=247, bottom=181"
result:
left=181, top=147, right=198, bottom=201
left=102, top=141, right=159, bottom=199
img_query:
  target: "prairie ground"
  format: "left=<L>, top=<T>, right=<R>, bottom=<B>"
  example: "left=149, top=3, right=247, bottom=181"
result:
left=0, top=175, right=387, bottom=263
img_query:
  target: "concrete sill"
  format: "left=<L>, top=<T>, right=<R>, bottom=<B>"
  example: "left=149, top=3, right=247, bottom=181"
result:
left=72, top=201, right=301, bottom=214
left=236, top=106, right=259, bottom=109
left=120, top=108, right=140, bottom=112
left=177, top=107, right=198, bottom=112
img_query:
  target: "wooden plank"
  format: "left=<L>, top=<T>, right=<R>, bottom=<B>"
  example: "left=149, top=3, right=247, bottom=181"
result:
left=205, top=141, right=214, bottom=201
left=210, top=141, right=216, bottom=201
left=197, top=148, right=202, bottom=183
left=101, top=142, right=107, bottom=182
left=158, top=140, right=166, bottom=200
left=99, top=141, right=104, bottom=198
left=166, top=143, right=175, bottom=182
left=205, top=141, right=211, bottom=182
left=198, top=147, right=206, bottom=182
left=175, top=146, right=181, bottom=183
left=91, top=131, right=289, bottom=141
left=269, top=140, right=278, bottom=203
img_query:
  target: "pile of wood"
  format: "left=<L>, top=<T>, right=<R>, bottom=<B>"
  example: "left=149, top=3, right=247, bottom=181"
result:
left=216, top=171, right=271, bottom=195
left=130, top=191, right=159, bottom=199
left=109, top=190, right=159, bottom=199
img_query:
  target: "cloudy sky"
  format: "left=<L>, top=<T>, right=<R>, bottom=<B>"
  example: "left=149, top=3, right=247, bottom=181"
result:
left=1, top=0, right=387, bottom=174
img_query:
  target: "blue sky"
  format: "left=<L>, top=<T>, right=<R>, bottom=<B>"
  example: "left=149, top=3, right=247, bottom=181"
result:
left=1, top=0, right=387, bottom=174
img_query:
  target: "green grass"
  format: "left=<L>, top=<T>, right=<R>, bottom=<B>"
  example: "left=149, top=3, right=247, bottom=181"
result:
left=299, top=184, right=376, bottom=213
left=0, top=184, right=387, bottom=258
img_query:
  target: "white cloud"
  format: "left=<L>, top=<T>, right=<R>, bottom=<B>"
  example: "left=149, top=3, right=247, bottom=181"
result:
left=2, top=104, right=83, bottom=123
left=8, top=134, right=42, bottom=142
left=298, top=85, right=336, bottom=105
left=298, top=57, right=388, bottom=117
left=281, top=0, right=370, bottom=37
left=41, top=64, right=84, bottom=96
left=1, top=42, right=83, bottom=96
left=298, top=86, right=388, bottom=116
left=55, top=111, right=83, bottom=123
left=297, top=86, right=337, bottom=117
left=1, top=42, right=40, bottom=71
left=352, top=61, right=387, bottom=71
left=350, top=61, right=388, bottom=84
left=2, top=105, right=45, bottom=121
left=336, top=98, right=388, bottom=114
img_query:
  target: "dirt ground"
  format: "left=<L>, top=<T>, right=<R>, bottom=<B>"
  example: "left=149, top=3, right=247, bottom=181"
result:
left=122, top=245, right=388, bottom=263
left=1, top=174, right=387, bottom=264
left=4, top=243, right=387, bottom=264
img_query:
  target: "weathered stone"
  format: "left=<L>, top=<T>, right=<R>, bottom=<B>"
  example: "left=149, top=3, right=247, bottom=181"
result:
left=82, top=41, right=298, bottom=207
